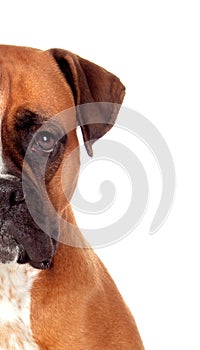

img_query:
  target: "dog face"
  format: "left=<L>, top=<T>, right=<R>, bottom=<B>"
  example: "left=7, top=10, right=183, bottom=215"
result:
left=0, top=45, right=125, bottom=269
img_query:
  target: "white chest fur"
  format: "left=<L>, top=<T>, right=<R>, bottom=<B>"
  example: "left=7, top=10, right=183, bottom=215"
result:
left=0, top=263, right=39, bottom=350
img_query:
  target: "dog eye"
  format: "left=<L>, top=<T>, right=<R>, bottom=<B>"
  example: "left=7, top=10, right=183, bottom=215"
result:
left=33, top=131, right=56, bottom=152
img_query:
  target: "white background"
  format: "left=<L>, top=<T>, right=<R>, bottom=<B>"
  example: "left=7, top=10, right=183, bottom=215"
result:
left=1, top=1, right=200, bottom=349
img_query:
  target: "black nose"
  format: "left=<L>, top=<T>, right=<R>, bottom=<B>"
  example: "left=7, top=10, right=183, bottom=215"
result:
left=0, top=177, right=24, bottom=208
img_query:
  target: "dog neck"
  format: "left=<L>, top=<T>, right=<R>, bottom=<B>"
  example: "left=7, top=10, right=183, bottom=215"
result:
left=0, top=207, right=95, bottom=349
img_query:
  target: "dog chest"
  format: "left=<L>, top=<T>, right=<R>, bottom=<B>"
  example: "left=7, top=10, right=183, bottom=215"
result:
left=0, top=263, right=39, bottom=350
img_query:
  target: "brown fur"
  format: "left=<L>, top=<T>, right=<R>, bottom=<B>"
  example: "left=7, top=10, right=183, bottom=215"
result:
left=0, top=45, right=144, bottom=349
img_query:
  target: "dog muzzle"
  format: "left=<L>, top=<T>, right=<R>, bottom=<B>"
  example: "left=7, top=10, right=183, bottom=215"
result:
left=0, top=176, right=58, bottom=269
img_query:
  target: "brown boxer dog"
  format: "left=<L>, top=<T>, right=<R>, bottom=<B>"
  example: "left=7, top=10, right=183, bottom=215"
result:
left=0, top=45, right=144, bottom=349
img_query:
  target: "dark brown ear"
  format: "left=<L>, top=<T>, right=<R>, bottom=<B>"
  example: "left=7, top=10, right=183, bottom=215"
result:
left=48, top=48, right=125, bottom=156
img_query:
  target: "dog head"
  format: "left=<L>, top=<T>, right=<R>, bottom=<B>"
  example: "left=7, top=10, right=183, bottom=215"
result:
left=0, top=45, right=125, bottom=269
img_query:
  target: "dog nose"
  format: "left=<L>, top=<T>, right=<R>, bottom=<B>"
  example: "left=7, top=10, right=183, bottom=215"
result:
left=0, top=177, right=24, bottom=208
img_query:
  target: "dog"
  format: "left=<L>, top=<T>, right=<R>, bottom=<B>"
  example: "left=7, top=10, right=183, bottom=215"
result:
left=0, top=45, right=144, bottom=349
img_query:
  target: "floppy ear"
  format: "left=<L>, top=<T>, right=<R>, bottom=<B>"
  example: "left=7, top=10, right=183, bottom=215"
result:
left=48, top=48, right=125, bottom=156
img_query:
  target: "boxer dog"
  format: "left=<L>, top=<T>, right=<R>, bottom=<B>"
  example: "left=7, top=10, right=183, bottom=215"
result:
left=0, top=45, right=144, bottom=349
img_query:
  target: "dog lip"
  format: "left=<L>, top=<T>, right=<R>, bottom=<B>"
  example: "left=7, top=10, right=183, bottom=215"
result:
left=17, top=249, right=52, bottom=270
left=29, top=259, right=52, bottom=270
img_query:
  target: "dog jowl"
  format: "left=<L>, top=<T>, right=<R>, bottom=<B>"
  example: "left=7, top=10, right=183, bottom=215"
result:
left=0, top=45, right=144, bottom=350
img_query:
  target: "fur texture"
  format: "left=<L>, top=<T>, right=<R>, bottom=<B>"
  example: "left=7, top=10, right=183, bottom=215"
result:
left=0, top=263, right=39, bottom=349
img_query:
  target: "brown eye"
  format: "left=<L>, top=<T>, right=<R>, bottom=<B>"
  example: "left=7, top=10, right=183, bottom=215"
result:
left=34, top=131, right=56, bottom=152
